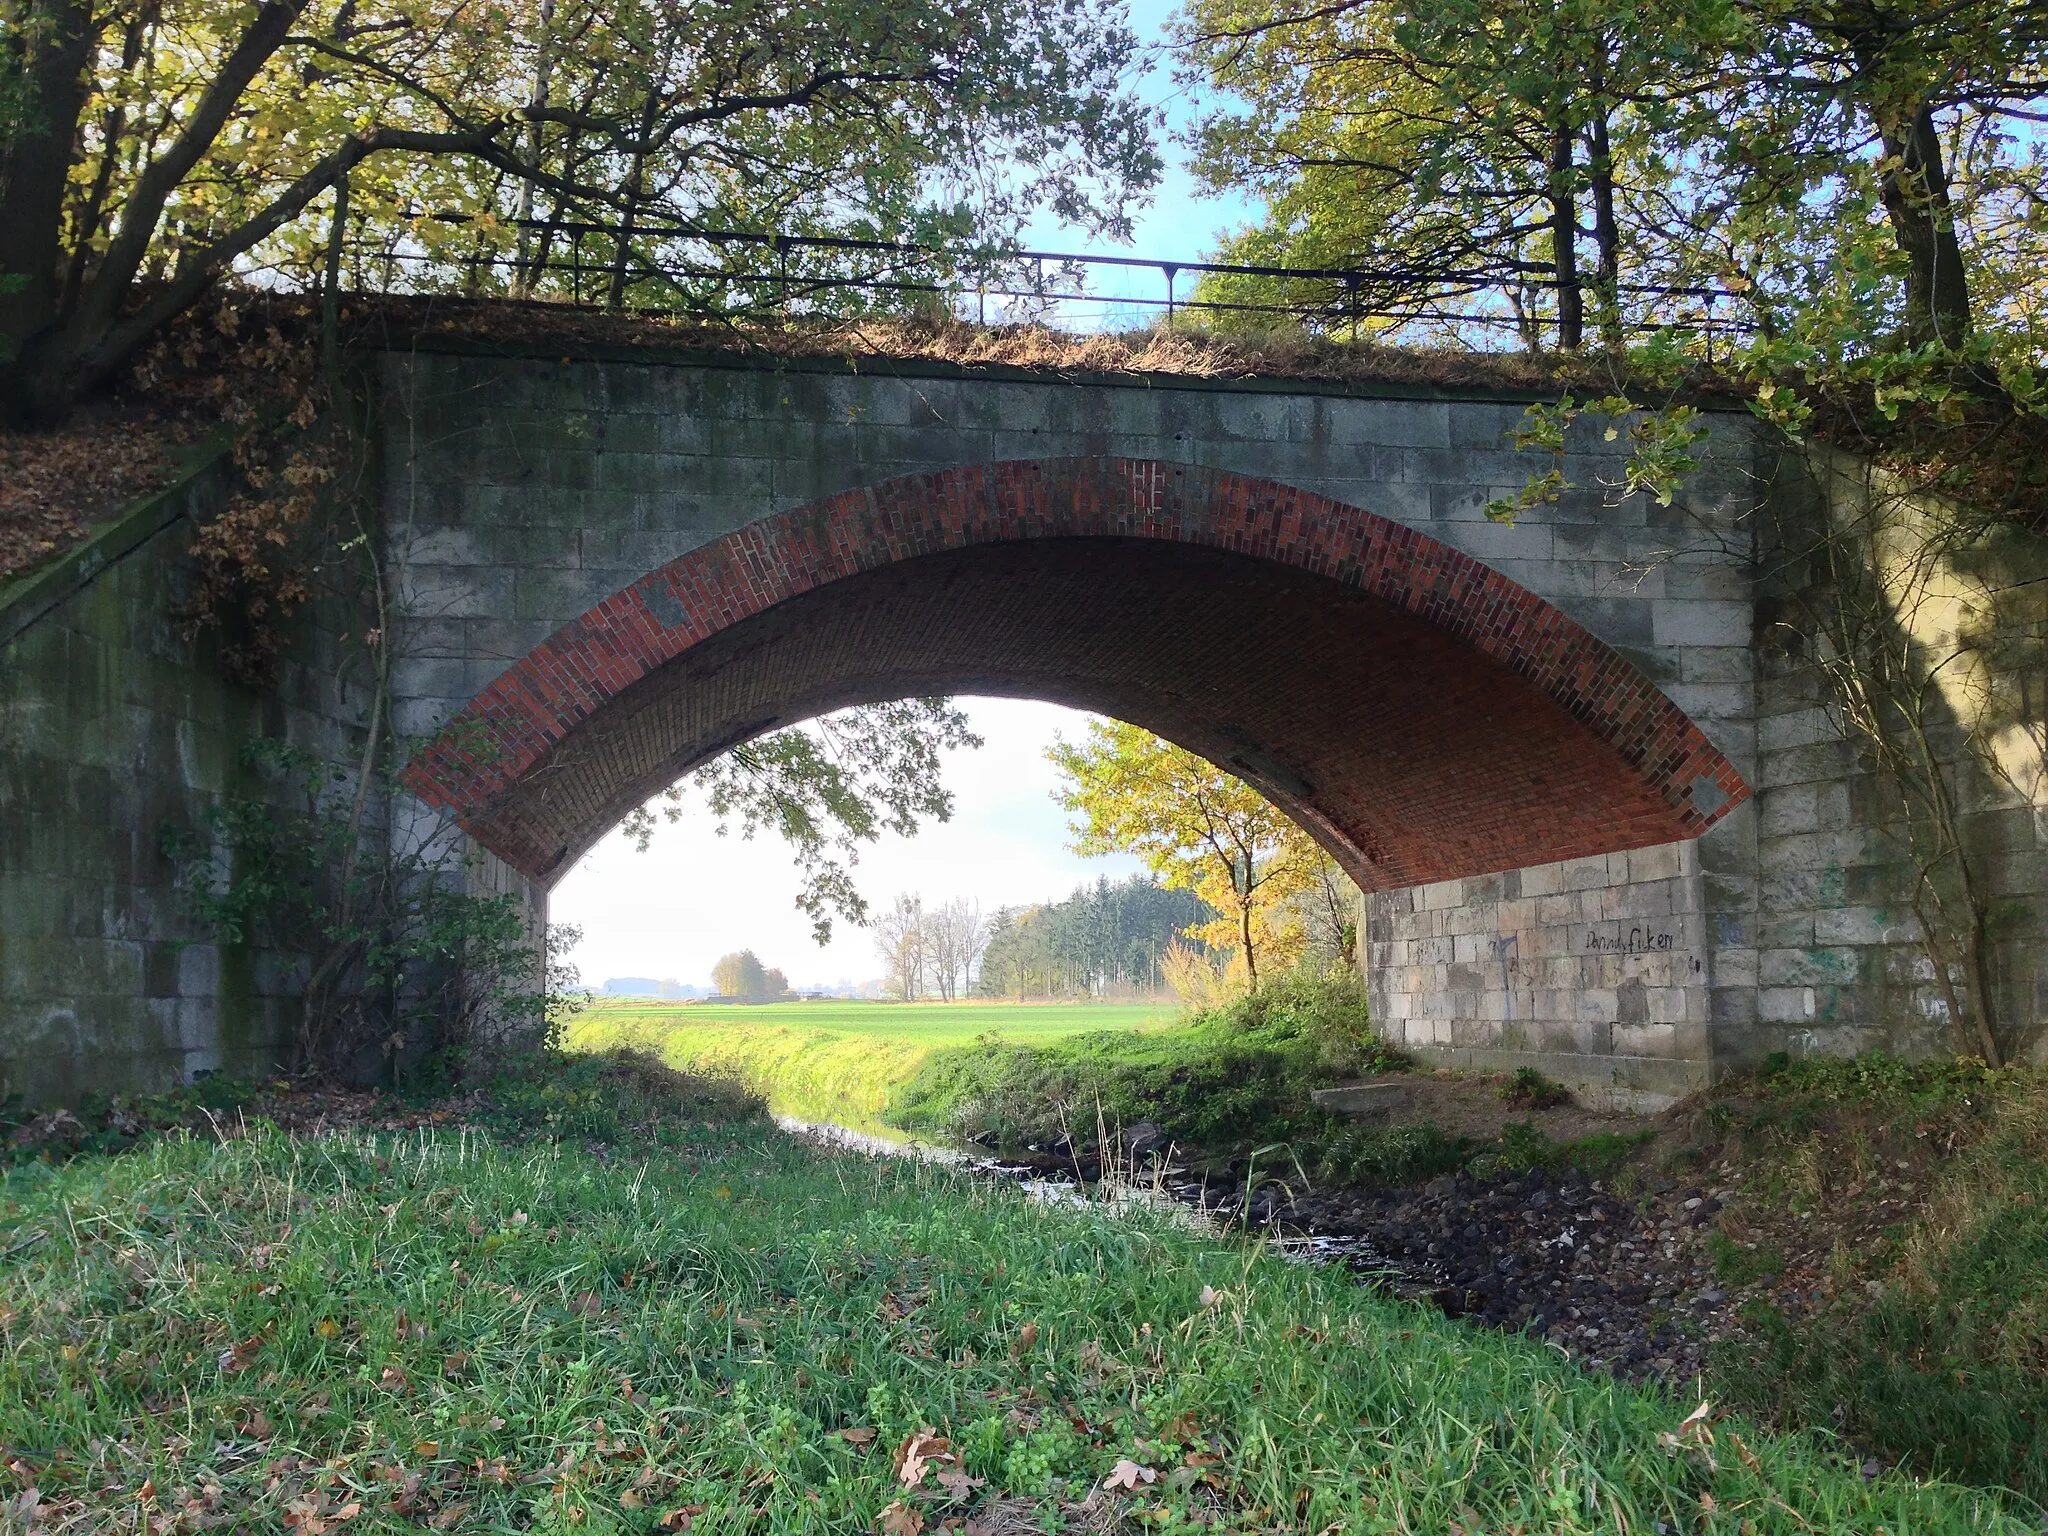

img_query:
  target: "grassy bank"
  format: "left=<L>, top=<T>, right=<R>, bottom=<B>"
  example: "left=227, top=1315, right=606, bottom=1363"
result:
left=566, top=999, right=1172, bottom=1136
left=1702, top=1057, right=2048, bottom=1500
left=0, top=1082, right=2031, bottom=1531
left=887, top=976, right=1403, bottom=1150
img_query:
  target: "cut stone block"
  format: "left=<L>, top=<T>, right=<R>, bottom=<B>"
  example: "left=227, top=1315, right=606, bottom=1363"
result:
left=1311, top=1081, right=1410, bottom=1120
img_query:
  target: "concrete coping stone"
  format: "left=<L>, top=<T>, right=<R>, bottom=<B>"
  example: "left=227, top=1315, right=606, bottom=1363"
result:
left=0, top=432, right=236, bottom=650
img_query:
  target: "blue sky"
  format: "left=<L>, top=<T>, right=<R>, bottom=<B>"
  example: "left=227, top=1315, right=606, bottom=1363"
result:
left=551, top=2, right=1258, bottom=991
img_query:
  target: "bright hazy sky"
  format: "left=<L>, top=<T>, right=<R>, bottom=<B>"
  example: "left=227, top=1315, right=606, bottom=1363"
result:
left=552, top=6, right=1259, bottom=991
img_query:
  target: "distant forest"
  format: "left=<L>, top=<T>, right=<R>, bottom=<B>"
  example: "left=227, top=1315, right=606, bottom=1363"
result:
left=978, top=876, right=1210, bottom=1000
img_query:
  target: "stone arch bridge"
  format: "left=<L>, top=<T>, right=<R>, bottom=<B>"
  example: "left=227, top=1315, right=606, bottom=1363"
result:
left=380, top=341, right=1769, bottom=1108
left=18, top=334, right=2021, bottom=1107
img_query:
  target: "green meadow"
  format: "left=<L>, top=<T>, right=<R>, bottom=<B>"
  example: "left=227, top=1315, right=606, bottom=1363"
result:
left=565, top=999, right=1175, bottom=1136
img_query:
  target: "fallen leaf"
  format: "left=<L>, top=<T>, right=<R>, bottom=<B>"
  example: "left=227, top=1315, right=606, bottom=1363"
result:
left=1009, top=1323, right=1039, bottom=1359
left=379, top=1365, right=410, bottom=1392
left=878, top=1499, right=925, bottom=1536
left=659, top=1503, right=708, bottom=1530
left=935, top=1469, right=985, bottom=1501
left=413, top=1441, right=439, bottom=1459
left=218, top=1336, right=264, bottom=1373
left=1103, top=1461, right=1158, bottom=1491
left=896, top=1429, right=955, bottom=1489
left=833, top=1427, right=878, bottom=1448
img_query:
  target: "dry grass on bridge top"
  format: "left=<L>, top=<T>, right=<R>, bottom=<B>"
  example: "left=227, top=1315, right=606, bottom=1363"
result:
left=365, top=289, right=1660, bottom=395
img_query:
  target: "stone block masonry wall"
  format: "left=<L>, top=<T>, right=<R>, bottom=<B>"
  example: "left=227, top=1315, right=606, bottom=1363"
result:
left=1368, top=840, right=1710, bottom=1109
left=1724, top=448, right=2048, bottom=1070
left=0, top=462, right=368, bottom=1102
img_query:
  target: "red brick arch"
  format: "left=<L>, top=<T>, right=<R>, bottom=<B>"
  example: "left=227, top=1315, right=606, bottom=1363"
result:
left=402, top=457, right=1748, bottom=889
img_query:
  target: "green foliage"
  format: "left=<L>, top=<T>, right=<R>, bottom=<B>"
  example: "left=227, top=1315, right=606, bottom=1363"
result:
left=1744, top=1051, right=2025, bottom=1129
left=1716, top=1083, right=2048, bottom=1501
left=889, top=973, right=1403, bottom=1148
left=160, top=737, right=574, bottom=1078
left=476, top=1048, right=765, bottom=1145
left=1705, top=1230, right=1784, bottom=1289
left=1305, top=1120, right=1470, bottom=1187
left=1302, top=1117, right=1650, bottom=1188
left=565, top=999, right=1172, bottom=1138
left=3, top=0, right=1162, bottom=416
left=0, top=1118, right=2030, bottom=1530
left=0, top=1075, right=257, bottom=1167
left=1484, top=395, right=1709, bottom=524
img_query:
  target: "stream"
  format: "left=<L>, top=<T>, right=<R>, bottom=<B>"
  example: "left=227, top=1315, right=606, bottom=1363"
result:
left=776, top=1112, right=1729, bottom=1384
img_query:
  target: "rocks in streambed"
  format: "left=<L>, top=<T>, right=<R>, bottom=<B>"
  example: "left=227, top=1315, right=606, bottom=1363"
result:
left=1180, top=1164, right=1730, bottom=1384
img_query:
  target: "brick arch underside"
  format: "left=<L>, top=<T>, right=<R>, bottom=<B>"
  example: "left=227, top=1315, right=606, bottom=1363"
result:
left=404, top=458, right=1749, bottom=889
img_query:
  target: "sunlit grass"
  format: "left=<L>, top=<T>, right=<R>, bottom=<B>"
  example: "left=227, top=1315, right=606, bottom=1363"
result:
left=1, top=1120, right=2032, bottom=1533
left=566, top=1000, right=1175, bottom=1137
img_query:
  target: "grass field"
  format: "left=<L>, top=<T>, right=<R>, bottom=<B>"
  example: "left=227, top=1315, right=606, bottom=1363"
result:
left=565, top=998, right=1175, bottom=1136
left=4, top=1098, right=2032, bottom=1532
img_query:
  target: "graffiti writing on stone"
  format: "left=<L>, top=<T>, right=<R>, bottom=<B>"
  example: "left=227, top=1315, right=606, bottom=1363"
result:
left=1585, top=927, right=1676, bottom=954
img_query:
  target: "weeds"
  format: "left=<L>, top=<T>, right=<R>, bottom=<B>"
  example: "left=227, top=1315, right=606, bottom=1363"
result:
left=1498, top=1067, right=1571, bottom=1111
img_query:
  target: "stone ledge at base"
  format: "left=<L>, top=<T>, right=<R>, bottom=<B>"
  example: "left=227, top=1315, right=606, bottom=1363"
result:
left=1310, top=1081, right=1410, bottom=1120
left=1397, top=1045, right=1702, bottom=1114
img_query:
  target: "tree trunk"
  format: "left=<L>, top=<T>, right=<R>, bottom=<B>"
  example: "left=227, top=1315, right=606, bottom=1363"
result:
left=1547, top=124, right=1583, bottom=350
left=1238, top=884, right=1259, bottom=990
left=0, top=0, right=99, bottom=399
left=57, top=12, right=148, bottom=321
left=1875, top=102, right=1971, bottom=348
left=511, top=0, right=559, bottom=296
left=1586, top=109, right=1623, bottom=352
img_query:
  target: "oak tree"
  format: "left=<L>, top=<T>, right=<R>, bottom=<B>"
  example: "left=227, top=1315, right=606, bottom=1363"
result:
left=0, top=0, right=1158, bottom=420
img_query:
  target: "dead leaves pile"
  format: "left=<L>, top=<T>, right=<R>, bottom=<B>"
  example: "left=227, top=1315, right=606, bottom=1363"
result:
left=0, top=420, right=182, bottom=583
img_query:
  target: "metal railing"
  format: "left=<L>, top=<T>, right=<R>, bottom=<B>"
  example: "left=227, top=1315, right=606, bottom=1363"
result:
left=342, top=214, right=1752, bottom=347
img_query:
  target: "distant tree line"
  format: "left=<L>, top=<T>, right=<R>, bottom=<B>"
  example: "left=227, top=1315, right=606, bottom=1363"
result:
left=978, top=876, right=1212, bottom=1001
left=710, top=950, right=791, bottom=1003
